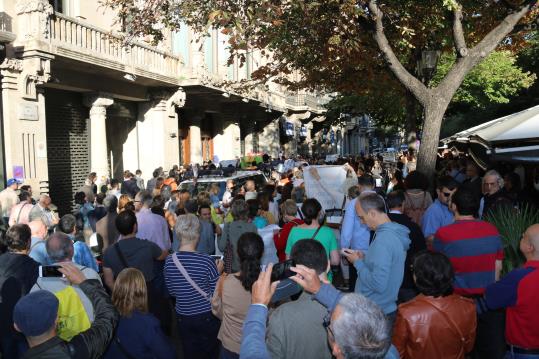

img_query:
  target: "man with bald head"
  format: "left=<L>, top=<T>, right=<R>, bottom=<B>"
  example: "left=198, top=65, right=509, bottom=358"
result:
left=31, top=232, right=102, bottom=327
left=28, top=195, right=58, bottom=230
left=481, top=224, right=539, bottom=357
left=27, top=220, right=49, bottom=265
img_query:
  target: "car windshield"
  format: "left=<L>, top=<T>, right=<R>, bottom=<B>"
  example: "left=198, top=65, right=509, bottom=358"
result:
left=179, top=173, right=267, bottom=201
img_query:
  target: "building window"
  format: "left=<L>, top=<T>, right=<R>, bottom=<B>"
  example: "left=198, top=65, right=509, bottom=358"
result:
left=172, top=23, right=190, bottom=66
left=49, top=0, right=62, bottom=13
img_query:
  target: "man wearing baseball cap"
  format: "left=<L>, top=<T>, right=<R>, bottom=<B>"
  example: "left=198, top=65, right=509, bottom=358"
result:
left=0, top=178, right=22, bottom=226
left=13, top=263, right=118, bottom=359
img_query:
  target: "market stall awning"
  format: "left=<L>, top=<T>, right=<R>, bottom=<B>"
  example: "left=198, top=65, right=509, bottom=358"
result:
left=442, top=104, right=539, bottom=147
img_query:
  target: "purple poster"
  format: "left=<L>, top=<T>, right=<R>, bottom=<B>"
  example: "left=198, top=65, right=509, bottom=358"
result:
left=13, top=166, right=24, bottom=181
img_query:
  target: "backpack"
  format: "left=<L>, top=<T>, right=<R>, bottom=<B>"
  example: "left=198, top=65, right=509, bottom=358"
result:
left=54, top=285, right=91, bottom=341
left=403, top=192, right=428, bottom=226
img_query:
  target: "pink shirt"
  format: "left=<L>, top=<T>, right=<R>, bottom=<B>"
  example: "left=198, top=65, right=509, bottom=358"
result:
left=9, top=202, right=33, bottom=226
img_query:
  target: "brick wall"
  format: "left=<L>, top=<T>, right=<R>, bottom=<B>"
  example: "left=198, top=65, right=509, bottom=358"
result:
left=45, top=88, right=90, bottom=216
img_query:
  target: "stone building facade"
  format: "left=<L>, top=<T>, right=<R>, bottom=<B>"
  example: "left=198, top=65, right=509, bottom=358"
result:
left=0, top=0, right=327, bottom=213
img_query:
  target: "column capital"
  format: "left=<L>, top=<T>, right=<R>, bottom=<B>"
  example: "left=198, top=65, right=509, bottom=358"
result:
left=83, top=93, right=114, bottom=109
left=169, top=88, right=186, bottom=108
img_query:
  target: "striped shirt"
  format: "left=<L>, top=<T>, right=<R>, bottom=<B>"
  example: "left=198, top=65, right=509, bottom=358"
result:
left=164, top=251, right=219, bottom=316
left=433, top=220, right=503, bottom=296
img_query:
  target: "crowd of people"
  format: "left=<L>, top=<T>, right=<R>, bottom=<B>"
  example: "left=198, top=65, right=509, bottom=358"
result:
left=0, top=150, right=538, bottom=359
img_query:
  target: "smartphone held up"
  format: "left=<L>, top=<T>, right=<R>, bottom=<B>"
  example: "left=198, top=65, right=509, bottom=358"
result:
left=271, top=259, right=295, bottom=282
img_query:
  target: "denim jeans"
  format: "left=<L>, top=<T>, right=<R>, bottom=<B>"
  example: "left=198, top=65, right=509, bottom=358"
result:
left=220, top=345, right=240, bottom=359
left=505, top=351, right=539, bottom=359
left=177, top=311, right=220, bottom=359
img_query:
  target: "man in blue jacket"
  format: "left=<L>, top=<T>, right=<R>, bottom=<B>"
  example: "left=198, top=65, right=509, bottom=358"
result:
left=343, top=192, right=410, bottom=327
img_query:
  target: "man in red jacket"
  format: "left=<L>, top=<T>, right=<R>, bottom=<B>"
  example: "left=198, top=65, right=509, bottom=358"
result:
left=481, top=224, right=539, bottom=358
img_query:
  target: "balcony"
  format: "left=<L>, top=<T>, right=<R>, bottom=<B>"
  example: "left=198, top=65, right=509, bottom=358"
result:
left=46, top=12, right=182, bottom=85
left=285, top=92, right=328, bottom=114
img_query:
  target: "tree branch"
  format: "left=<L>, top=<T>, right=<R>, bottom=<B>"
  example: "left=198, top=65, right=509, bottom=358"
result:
left=367, top=0, right=429, bottom=104
left=452, top=6, right=468, bottom=57
left=473, top=3, right=536, bottom=59
left=437, top=1, right=537, bottom=100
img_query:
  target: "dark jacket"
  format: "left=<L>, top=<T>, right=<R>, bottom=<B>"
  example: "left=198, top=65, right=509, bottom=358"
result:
left=0, top=253, right=39, bottom=337
left=388, top=212, right=426, bottom=292
left=23, top=279, right=119, bottom=359
left=121, top=179, right=140, bottom=199
left=461, top=177, right=482, bottom=203
left=482, top=190, right=513, bottom=219
left=103, top=311, right=175, bottom=359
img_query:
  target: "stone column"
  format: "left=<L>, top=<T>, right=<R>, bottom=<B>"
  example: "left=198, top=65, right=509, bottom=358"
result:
left=189, top=116, right=202, bottom=165
left=305, top=122, right=314, bottom=156
left=84, top=94, right=113, bottom=183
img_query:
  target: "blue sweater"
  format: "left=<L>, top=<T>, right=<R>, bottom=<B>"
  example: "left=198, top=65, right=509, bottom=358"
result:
left=103, top=311, right=175, bottom=359
left=354, top=222, right=410, bottom=314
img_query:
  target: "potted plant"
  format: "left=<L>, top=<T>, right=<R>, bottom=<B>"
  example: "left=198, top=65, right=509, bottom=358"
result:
left=485, top=204, right=539, bottom=275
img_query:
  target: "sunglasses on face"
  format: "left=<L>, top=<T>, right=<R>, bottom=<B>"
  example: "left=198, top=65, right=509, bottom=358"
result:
left=442, top=192, right=452, bottom=198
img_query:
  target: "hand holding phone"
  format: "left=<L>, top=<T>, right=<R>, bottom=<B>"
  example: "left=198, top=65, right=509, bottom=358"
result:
left=270, top=259, right=295, bottom=282
left=39, top=265, right=64, bottom=278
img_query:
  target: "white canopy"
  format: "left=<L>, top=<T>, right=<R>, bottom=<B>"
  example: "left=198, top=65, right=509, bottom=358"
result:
left=442, top=104, right=539, bottom=147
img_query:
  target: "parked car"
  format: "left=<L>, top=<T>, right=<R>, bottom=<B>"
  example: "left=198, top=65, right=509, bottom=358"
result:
left=179, top=170, right=268, bottom=200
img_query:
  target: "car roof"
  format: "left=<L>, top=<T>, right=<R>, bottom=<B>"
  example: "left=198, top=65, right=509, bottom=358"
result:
left=179, top=170, right=264, bottom=184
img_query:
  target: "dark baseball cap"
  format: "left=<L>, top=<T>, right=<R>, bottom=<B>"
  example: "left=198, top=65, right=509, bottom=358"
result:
left=13, top=290, right=59, bottom=337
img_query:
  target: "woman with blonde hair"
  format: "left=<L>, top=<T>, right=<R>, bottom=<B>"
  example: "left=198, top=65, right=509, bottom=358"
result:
left=104, top=268, right=175, bottom=359
left=117, top=194, right=132, bottom=213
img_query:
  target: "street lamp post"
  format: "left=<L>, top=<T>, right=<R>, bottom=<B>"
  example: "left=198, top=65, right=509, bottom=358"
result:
left=413, top=49, right=441, bottom=150
left=416, top=49, right=441, bottom=86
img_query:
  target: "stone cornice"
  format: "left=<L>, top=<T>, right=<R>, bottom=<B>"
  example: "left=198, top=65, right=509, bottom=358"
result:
left=0, top=58, right=23, bottom=72
left=15, top=0, right=53, bottom=15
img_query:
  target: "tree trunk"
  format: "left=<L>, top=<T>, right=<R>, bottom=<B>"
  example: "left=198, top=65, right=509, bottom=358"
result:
left=416, top=99, right=450, bottom=179
left=405, top=90, right=419, bottom=149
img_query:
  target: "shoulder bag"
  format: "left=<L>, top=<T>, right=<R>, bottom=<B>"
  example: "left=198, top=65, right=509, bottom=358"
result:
left=114, top=242, right=130, bottom=270
left=171, top=253, right=211, bottom=302
left=223, top=223, right=234, bottom=274
left=310, top=225, right=322, bottom=240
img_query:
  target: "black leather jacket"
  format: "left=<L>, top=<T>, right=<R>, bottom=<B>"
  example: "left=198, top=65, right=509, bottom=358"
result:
left=23, top=279, right=119, bottom=359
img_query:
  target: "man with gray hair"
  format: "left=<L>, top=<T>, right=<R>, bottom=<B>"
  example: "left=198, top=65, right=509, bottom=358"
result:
left=342, top=192, right=410, bottom=329
left=134, top=190, right=170, bottom=251
left=479, top=169, right=512, bottom=218
left=28, top=194, right=59, bottom=230
left=31, top=232, right=102, bottom=325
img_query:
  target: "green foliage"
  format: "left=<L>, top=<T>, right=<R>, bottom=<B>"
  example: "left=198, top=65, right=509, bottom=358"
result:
left=434, top=51, right=536, bottom=108
left=484, top=204, right=539, bottom=275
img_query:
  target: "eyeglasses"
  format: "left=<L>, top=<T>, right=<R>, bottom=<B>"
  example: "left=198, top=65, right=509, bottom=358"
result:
left=323, top=312, right=335, bottom=340
left=442, top=192, right=452, bottom=198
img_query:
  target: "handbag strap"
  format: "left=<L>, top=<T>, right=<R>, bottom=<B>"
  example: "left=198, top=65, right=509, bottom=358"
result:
left=172, top=253, right=211, bottom=302
left=114, top=243, right=129, bottom=270
left=310, top=225, right=322, bottom=240
left=15, top=203, right=28, bottom=224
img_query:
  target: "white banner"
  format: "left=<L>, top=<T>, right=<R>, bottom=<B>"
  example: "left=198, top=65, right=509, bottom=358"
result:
left=303, top=165, right=348, bottom=211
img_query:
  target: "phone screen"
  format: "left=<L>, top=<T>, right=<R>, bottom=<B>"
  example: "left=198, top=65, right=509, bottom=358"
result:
left=271, top=259, right=295, bottom=282
left=40, top=265, right=63, bottom=277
